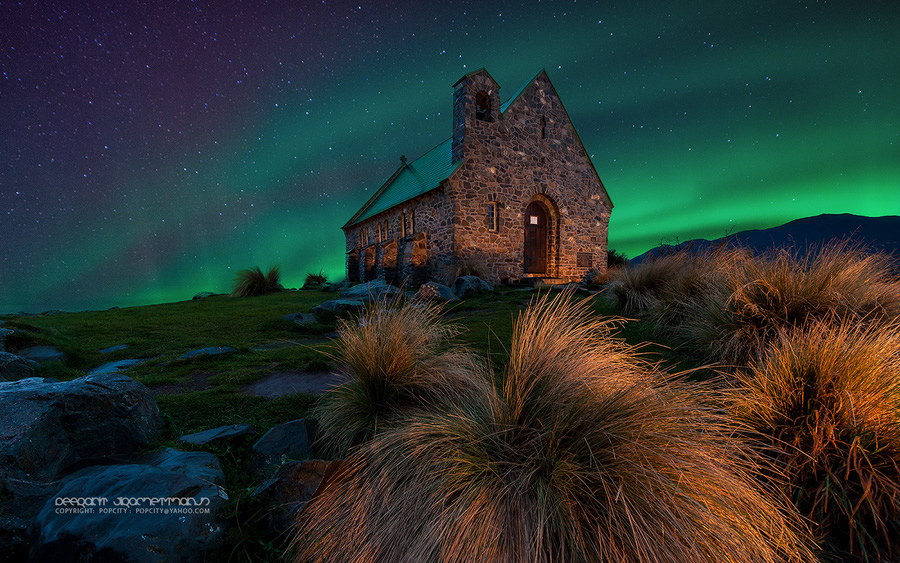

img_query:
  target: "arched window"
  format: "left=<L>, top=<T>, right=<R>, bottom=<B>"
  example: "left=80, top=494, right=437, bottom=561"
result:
left=475, top=91, right=492, bottom=122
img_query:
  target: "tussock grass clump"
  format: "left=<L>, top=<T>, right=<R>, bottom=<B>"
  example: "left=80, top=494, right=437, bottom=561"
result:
left=303, top=269, right=327, bottom=288
left=678, top=241, right=900, bottom=365
left=230, top=265, right=282, bottom=297
left=606, top=251, right=693, bottom=316
left=313, top=296, right=487, bottom=457
left=291, top=292, right=814, bottom=563
left=732, top=320, right=900, bottom=561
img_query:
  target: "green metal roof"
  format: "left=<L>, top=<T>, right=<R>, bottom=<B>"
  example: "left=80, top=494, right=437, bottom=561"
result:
left=344, top=138, right=460, bottom=227
left=344, top=70, right=549, bottom=228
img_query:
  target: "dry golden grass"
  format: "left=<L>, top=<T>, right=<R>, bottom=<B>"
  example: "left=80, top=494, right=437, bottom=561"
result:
left=312, top=295, right=488, bottom=457
left=606, top=251, right=692, bottom=316
left=291, top=292, right=815, bottom=563
left=732, top=320, right=900, bottom=561
left=677, top=240, right=900, bottom=366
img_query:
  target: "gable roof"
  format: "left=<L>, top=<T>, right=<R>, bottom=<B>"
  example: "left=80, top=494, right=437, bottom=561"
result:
left=344, top=69, right=608, bottom=228
left=343, top=138, right=460, bottom=228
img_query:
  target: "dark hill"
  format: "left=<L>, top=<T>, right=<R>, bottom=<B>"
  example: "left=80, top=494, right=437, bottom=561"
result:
left=632, top=214, right=900, bottom=264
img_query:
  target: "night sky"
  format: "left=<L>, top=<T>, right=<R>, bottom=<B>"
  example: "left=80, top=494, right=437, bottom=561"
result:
left=2, top=1, right=898, bottom=313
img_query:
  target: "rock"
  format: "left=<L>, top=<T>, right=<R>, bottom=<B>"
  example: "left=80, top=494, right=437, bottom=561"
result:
left=250, top=459, right=333, bottom=532
left=30, top=448, right=229, bottom=563
left=100, top=344, right=128, bottom=354
left=88, top=358, right=147, bottom=375
left=0, top=374, right=163, bottom=485
left=252, top=419, right=318, bottom=473
left=282, top=312, right=317, bottom=326
left=452, top=275, right=493, bottom=298
left=192, top=291, right=216, bottom=300
left=0, top=327, right=13, bottom=351
left=0, top=351, right=38, bottom=381
left=16, top=345, right=66, bottom=364
left=321, top=281, right=350, bottom=293
left=178, top=423, right=257, bottom=446
left=0, top=374, right=163, bottom=557
left=311, top=299, right=365, bottom=319
left=416, top=282, right=460, bottom=302
left=178, top=346, right=237, bottom=360
left=338, top=279, right=402, bottom=303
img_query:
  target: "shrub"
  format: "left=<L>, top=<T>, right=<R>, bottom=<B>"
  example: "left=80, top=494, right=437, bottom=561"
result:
left=291, top=292, right=814, bottom=562
left=230, top=265, right=282, bottom=298
left=677, top=240, right=900, bottom=366
left=312, top=295, right=488, bottom=457
left=607, top=248, right=629, bottom=268
left=732, top=320, right=900, bottom=561
left=303, top=270, right=328, bottom=289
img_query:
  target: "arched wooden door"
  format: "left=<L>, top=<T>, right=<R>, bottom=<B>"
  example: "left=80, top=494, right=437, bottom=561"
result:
left=523, top=202, right=547, bottom=274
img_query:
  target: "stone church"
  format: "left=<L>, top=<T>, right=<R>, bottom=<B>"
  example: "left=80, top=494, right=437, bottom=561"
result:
left=342, top=68, right=613, bottom=285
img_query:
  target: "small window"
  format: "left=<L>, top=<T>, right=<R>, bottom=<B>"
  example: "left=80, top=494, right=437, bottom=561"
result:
left=487, top=202, right=499, bottom=231
left=409, top=210, right=415, bottom=234
left=541, top=116, right=547, bottom=139
left=401, top=213, right=407, bottom=237
left=475, top=91, right=492, bottom=122
left=529, top=215, right=539, bottom=225
left=577, top=252, right=593, bottom=268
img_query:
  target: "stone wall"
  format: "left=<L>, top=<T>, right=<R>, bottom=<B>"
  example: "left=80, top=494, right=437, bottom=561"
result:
left=342, top=187, right=455, bottom=284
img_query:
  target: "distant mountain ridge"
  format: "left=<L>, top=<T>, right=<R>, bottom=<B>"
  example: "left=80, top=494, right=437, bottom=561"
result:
left=631, top=214, right=900, bottom=264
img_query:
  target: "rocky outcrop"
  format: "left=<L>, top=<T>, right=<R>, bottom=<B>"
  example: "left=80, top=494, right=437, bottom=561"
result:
left=30, top=448, right=229, bottom=562
left=415, top=282, right=459, bottom=302
left=0, top=352, right=38, bottom=381
left=311, top=299, right=365, bottom=319
left=282, top=312, right=317, bottom=326
left=178, top=346, right=237, bottom=360
left=251, top=459, right=335, bottom=532
left=16, top=345, right=66, bottom=364
left=452, top=275, right=493, bottom=298
left=338, top=279, right=401, bottom=303
left=252, top=419, right=317, bottom=473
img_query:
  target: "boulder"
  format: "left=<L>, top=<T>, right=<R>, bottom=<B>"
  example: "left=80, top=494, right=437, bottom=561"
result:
left=16, top=345, right=66, bottom=364
left=416, top=282, right=460, bottom=302
left=0, top=374, right=163, bottom=557
left=0, top=351, right=38, bottom=381
left=338, top=279, right=402, bottom=303
left=311, top=299, right=365, bottom=319
left=282, top=312, right=317, bottom=326
left=252, top=419, right=318, bottom=473
left=192, top=291, right=216, bottom=300
left=0, top=374, right=163, bottom=485
left=251, top=459, right=333, bottom=532
left=178, top=423, right=257, bottom=446
left=178, top=346, right=236, bottom=360
left=452, top=275, right=493, bottom=298
left=30, top=448, right=229, bottom=562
